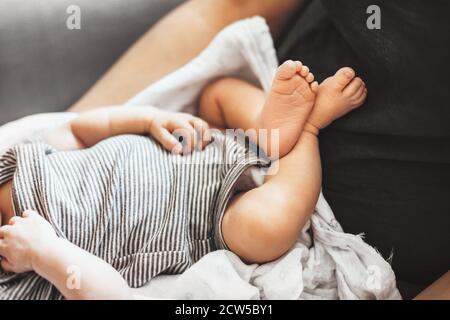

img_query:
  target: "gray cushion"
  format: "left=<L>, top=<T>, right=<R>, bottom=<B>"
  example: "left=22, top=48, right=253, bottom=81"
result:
left=0, top=0, right=183, bottom=125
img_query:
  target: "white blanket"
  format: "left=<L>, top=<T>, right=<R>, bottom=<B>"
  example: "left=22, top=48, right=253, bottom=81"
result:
left=0, top=17, right=401, bottom=300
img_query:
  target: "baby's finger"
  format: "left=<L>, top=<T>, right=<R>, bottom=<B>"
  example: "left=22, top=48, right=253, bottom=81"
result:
left=169, top=122, right=198, bottom=155
left=0, top=239, right=7, bottom=256
left=0, top=258, right=13, bottom=273
left=150, top=126, right=183, bottom=155
left=8, top=216, right=22, bottom=225
left=0, top=225, right=12, bottom=238
left=189, top=118, right=211, bottom=150
left=172, top=127, right=196, bottom=155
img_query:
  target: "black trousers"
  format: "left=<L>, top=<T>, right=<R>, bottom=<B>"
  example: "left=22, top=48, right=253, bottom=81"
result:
left=277, top=0, right=450, bottom=299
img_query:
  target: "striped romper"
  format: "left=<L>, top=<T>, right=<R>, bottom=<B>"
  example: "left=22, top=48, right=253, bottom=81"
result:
left=0, top=132, right=269, bottom=299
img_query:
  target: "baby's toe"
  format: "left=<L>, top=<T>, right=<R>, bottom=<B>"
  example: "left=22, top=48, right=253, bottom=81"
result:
left=299, top=65, right=310, bottom=77
left=311, top=81, right=319, bottom=93
left=334, top=67, right=356, bottom=90
left=305, top=72, right=315, bottom=83
left=276, top=60, right=298, bottom=80
left=343, top=77, right=364, bottom=98
left=352, top=87, right=368, bottom=107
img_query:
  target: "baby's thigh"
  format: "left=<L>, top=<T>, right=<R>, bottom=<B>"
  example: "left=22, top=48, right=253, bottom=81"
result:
left=222, top=186, right=299, bottom=264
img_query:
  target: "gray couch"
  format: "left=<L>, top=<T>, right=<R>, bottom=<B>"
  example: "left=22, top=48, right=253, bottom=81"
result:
left=0, top=0, right=183, bottom=126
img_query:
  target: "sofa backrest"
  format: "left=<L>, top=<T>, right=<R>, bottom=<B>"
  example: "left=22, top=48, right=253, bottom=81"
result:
left=0, top=0, right=182, bottom=125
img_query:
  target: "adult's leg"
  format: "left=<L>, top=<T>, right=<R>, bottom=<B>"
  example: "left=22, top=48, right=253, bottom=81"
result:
left=70, top=0, right=303, bottom=111
left=415, top=271, right=450, bottom=300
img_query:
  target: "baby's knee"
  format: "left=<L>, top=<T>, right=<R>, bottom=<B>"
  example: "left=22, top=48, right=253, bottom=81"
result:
left=201, top=78, right=237, bottom=102
left=223, top=201, right=299, bottom=264
left=199, top=77, right=242, bottom=124
left=251, top=211, right=299, bottom=261
left=199, top=78, right=228, bottom=115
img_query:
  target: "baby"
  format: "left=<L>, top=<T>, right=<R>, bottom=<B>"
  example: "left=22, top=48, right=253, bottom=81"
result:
left=0, top=61, right=366, bottom=299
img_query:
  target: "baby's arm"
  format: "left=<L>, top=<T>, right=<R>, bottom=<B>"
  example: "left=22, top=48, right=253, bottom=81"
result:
left=34, top=235, right=132, bottom=300
left=70, top=106, right=159, bottom=147
left=0, top=211, right=132, bottom=299
left=46, top=106, right=211, bottom=154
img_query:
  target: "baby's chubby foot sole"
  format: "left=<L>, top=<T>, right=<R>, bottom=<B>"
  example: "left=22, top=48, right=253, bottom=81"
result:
left=308, top=67, right=367, bottom=130
left=272, top=60, right=319, bottom=93
left=259, top=60, right=318, bottom=158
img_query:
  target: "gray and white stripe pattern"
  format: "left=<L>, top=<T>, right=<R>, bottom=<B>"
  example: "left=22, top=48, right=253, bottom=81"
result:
left=0, top=132, right=268, bottom=299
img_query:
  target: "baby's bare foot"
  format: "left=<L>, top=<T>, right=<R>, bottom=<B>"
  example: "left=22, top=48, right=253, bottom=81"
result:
left=307, top=67, right=367, bottom=132
left=259, top=60, right=318, bottom=158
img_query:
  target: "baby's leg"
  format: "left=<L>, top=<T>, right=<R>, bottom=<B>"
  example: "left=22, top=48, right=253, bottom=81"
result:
left=199, top=77, right=265, bottom=131
left=199, top=60, right=317, bottom=159
left=222, top=67, right=367, bottom=264
left=222, top=130, right=321, bottom=263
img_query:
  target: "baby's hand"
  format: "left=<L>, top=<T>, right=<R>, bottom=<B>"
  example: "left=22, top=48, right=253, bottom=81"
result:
left=0, top=211, right=58, bottom=273
left=148, top=110, right=212, bottom=155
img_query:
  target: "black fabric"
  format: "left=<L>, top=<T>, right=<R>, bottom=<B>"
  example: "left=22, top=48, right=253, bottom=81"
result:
left=280, top=0, right=450, bottom=289
left=396, top=280, right=424, bottom=300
